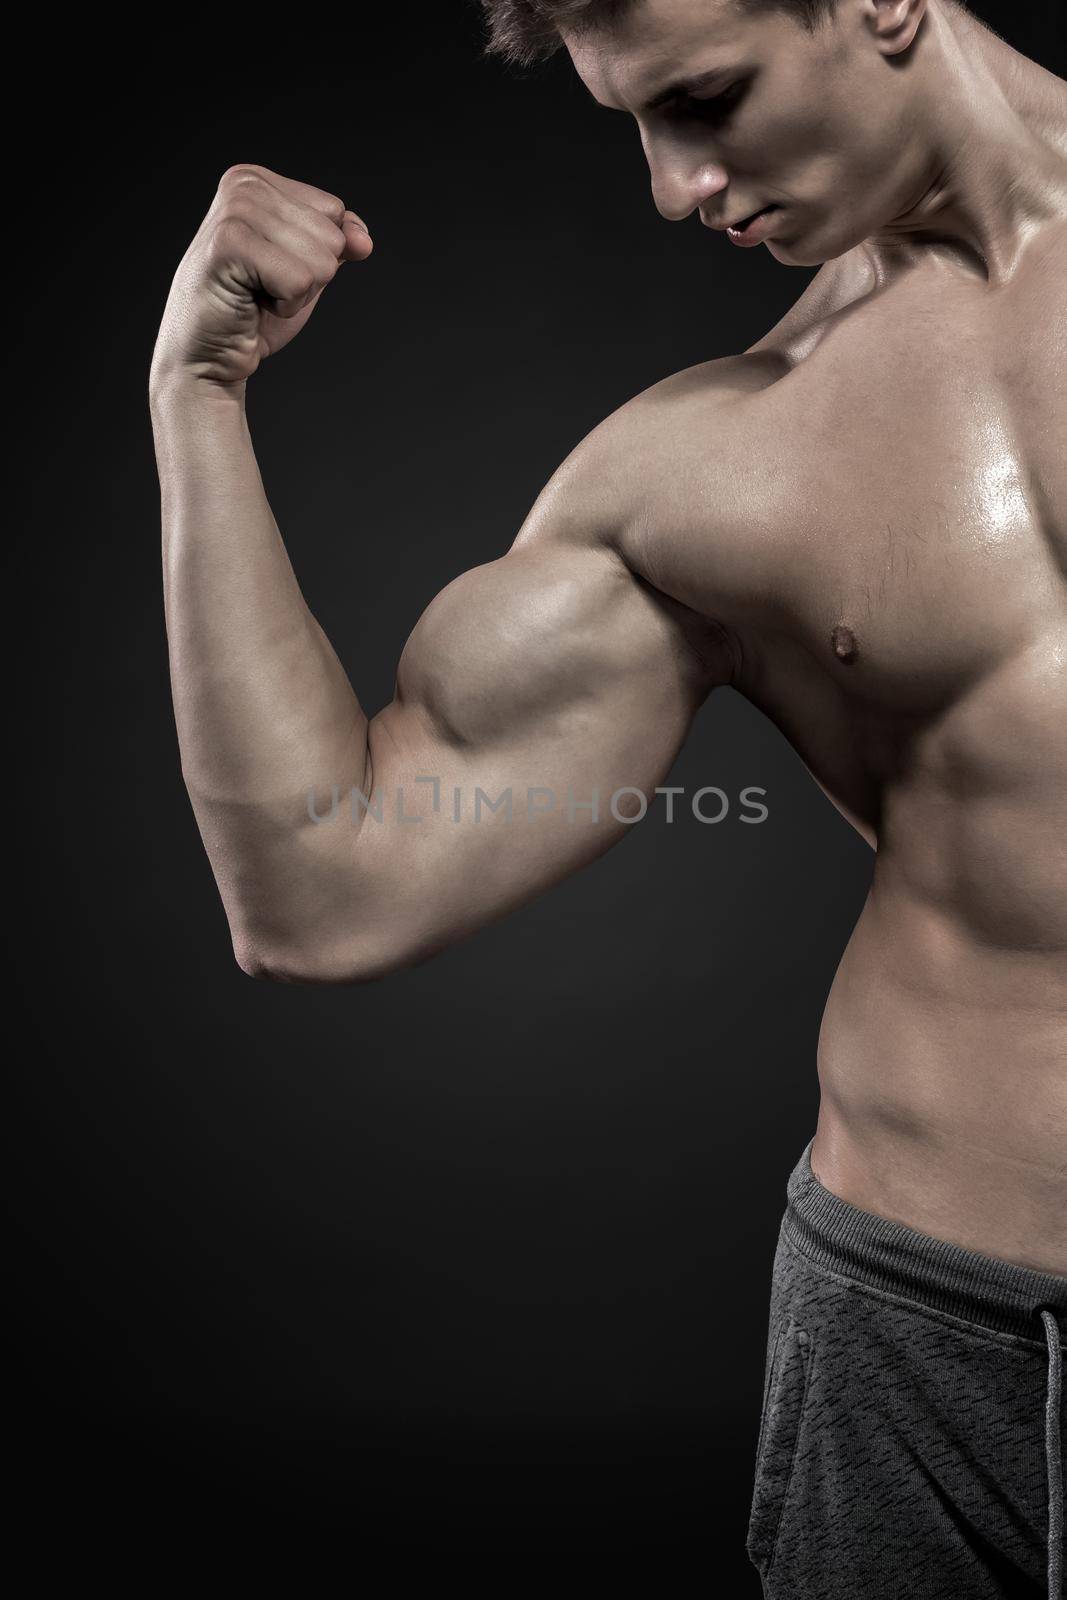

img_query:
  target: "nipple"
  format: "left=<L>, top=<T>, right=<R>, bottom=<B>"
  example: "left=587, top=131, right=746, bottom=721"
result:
left=831, top=624, right=858, bottom=664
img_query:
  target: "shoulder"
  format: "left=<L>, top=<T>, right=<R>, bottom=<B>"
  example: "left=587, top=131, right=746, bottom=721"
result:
left=503, top=357, right=773, bottom=688
left=502, top=258, right=868, bottom=668
left=510, top=349, right=790, bottom=561
left=523, top=252, right=872, bottom=550
left=545, top=253, right=877, bottom=561
left=513, top=252, right=868, bottom=563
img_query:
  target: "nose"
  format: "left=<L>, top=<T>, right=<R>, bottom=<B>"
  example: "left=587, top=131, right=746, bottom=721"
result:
left=640, top=127, right=729, bottom=222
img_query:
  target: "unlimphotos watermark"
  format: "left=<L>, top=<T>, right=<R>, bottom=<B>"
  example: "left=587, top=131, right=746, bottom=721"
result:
left=306, top=779, right=769, bottom=826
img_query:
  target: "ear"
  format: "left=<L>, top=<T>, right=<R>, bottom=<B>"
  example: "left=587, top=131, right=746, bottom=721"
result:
left=864, top=0, right=927, bottom=57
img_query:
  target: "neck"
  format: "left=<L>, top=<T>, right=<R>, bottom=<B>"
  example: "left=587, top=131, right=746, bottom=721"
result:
left=865, top=0, right=1067, bottom=284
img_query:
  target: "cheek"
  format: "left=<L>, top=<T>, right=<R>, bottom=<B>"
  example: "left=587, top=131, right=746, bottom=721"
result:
left=728, top=111, right=810, bottom=181
left=767, top=104, right=885, bottom=205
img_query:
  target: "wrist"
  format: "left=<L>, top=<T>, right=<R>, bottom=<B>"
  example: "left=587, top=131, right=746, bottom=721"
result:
left=149, top=363, right=247, bottom=421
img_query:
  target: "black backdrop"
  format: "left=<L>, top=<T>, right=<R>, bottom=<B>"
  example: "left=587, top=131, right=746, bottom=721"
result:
left=10, top=1, right=1064, bottom=1584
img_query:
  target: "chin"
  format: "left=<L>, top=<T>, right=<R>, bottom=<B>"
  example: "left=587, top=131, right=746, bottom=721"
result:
left=767, top=219, right=866, bottom=268
left=766, top=236, right=827, bottom=267
left=766, top=238, right=817, bottom=265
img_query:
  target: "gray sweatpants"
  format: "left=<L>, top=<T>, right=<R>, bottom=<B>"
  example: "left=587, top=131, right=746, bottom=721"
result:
left=747, top=1138, right=1065, bottom=1599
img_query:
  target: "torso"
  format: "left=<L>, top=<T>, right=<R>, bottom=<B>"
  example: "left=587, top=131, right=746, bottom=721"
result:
left=618, top=223, right=1067, bottom=1274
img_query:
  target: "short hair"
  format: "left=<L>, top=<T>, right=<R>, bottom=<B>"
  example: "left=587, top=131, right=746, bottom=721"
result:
left=479, top=0, right=840, bottom=67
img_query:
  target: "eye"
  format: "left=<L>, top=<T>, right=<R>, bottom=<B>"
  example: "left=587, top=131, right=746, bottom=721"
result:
left=676, top=80, right=748, bottom=123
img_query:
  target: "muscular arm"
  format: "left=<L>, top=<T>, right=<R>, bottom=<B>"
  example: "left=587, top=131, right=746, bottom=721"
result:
left=151, top=166, right=732, bottom=983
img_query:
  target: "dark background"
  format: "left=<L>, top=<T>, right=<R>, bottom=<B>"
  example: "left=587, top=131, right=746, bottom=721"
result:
left=11, top=1, right=1063, bottom=1583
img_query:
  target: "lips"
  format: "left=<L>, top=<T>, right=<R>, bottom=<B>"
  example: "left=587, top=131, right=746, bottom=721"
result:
left=724, top=204, right=782, bottom=247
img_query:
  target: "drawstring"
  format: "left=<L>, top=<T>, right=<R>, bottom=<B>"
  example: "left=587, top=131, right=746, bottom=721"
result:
left=1039, top=1308, right=1063, bottom=1600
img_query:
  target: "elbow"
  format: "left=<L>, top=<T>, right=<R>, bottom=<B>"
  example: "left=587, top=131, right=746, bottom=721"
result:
left=232, top=941, right=314, bottom=984
left=232, top=929, right=418, bottom=987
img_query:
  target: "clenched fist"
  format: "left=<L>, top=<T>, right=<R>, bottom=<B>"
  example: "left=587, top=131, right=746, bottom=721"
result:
left=150, top=165, right=373, bottom=389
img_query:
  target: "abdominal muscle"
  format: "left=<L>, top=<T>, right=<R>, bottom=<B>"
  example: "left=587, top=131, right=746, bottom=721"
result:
left=810, top=776, right=1067, bottom=1276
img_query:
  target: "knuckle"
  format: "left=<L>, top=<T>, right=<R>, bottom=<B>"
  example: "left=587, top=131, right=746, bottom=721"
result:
left=292, top=246, right=336, bottom=290
left=313, top=213, right=346, bottom=251
left=219, top=162, right=263, bottom=189
left=208, top=214, right=252, bottom=254
left=213, top=198, right=249, bottom=228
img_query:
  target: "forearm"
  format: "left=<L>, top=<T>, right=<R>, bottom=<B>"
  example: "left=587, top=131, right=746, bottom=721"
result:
left=146, top=165, right=720, bottom=987
left=151, top=376, right=369, bottom=959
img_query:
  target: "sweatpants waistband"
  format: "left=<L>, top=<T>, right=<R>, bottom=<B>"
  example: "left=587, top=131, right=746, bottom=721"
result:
left=784, top=1137, right=1067, bottom=1344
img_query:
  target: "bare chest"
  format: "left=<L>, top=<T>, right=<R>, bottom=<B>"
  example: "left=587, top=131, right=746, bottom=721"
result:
left=643, top=254, right=1067, bottom=723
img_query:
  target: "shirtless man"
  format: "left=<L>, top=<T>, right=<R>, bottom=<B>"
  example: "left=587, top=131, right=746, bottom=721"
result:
left=149, top=0, right=1066, bottom=1592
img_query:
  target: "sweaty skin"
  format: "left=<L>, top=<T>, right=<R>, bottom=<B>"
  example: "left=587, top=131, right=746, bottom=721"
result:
left=150, top=0, right=1067, bottom=1275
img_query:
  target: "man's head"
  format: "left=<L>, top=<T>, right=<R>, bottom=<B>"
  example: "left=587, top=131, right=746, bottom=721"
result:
left=481, top=0, right=840, bottom=66
left=481, top=0, right=950, bottom=267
